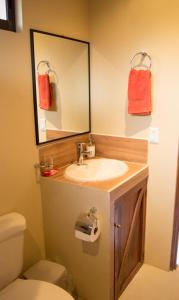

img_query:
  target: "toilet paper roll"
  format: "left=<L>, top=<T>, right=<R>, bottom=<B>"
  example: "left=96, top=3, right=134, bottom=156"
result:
left=75, top=219, right=100, bottom=243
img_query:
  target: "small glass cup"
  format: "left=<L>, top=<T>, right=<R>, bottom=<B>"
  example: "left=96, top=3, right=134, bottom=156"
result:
left=45, top=156, right=54, bottom=171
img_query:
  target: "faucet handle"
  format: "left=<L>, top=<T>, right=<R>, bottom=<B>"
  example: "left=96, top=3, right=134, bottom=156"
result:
left=77, top=142, right=86, bottom=152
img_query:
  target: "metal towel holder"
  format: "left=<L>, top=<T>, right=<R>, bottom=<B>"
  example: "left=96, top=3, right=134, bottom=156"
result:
left=37, top=60, right=52, bottom=74
left=37, top=60, right=58, bottom=83
left=130, top=52, right=152, bottom=70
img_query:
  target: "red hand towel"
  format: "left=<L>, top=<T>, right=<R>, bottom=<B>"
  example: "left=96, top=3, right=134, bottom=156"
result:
left=38, top=74, right=52, bottom=110
left=128, top=69, right=152, bottom=115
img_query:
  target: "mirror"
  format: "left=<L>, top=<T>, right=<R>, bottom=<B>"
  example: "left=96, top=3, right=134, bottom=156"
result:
left=30, top=29, right=90, bottom=145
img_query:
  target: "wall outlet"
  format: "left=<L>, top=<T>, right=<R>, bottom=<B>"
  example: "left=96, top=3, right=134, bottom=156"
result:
left=149, top=127, right=159, bottom=144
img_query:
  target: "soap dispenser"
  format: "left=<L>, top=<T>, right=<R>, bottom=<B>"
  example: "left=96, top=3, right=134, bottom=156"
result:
left=86, top=134, right=95, bottom=158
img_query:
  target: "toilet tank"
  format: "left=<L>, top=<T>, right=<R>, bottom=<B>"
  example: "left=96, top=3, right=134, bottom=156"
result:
left=0, top=212, right=26, bottom=290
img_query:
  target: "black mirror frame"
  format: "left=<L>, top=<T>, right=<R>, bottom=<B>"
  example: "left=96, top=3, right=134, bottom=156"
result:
left=30, top=29, right=91, bottom=145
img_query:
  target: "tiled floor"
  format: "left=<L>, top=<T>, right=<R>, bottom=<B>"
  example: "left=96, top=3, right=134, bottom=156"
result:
left=119, top=264, right=179, bottom=300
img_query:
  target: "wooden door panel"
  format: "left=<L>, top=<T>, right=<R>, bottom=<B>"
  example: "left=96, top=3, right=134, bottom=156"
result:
left=114, top=179, right=147, bottom=299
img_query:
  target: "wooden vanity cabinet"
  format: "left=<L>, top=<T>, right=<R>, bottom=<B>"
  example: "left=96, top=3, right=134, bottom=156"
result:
left=41, top=163, right=148, bottom=300
left=113, top=178, right=147, bottom=299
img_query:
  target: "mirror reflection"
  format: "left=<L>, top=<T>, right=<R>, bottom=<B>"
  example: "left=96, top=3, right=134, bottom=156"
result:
left=30, top=29, right=90, bottom=145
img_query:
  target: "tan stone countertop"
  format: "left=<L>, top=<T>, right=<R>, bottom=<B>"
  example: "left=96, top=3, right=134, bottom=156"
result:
left=44, top=157, right=149, bottom=199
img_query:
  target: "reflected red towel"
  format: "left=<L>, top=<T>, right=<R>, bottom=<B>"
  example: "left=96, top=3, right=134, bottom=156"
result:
left=38, top=74, right=52, bottom=110
left=128, top=69, right=152, bottom=115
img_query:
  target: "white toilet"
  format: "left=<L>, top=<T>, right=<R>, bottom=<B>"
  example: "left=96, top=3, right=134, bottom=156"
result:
left=0, top=212, right=74, bottom=300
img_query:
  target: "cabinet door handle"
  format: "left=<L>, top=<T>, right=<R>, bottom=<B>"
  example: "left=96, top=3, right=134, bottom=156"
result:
left=114, top=223, right=122, bottom=228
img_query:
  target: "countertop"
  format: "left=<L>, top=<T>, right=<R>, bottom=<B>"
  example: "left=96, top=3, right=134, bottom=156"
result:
left=44, top=157, right=149, bottom=200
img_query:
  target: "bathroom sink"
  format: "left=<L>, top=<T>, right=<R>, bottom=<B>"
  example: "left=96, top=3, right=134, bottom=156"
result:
left=64, top=158, right=128, bottom=182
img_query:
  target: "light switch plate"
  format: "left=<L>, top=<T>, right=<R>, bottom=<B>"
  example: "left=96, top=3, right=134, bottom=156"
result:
left=149, top=127, right=159, bottom=144
left=40, top=118, right=46, bottom=131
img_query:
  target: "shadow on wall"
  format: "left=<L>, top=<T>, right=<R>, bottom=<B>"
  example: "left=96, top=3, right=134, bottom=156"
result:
left=82, top=239, right=100, bottom=256
left=124, top=96, right=152, bottom=136
left=23, top=230, right=44, bottom=271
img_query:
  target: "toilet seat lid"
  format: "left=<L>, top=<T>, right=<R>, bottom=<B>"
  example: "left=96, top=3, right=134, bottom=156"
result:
left=0, top=279, right=74, bottom=300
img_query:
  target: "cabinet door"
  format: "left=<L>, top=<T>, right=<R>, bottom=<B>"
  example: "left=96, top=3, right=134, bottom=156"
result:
left=114, top=179, right=147, bottom=299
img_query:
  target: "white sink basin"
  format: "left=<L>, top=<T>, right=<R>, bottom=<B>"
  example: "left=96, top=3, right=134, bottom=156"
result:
left=64, top=158, right=128, bottom=182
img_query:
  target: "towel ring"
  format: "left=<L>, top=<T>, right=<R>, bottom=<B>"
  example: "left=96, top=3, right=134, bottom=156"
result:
left=130, top=52, right=152, bottom=70
left=37, top=60, right=59, bottom=84
left=37, top=60, right=52, bottom=74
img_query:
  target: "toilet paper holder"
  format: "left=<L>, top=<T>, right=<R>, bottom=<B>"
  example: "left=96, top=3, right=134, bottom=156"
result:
left=74, top=207, right=100, bottom=242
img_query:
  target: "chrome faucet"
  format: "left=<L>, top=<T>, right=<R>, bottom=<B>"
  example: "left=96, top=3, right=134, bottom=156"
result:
left=77, top=143, right=90, bottom=165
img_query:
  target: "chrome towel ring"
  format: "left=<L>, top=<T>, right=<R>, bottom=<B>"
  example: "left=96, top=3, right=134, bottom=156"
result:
left=130, top=52, right=152, bottom=70
left=37, top=60, right=52, bottom=74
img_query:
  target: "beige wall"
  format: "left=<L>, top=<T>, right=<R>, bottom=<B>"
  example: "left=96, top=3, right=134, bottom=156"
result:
left=0, top=0, right=89, bottom=270
left=89, top=0, right=179, bottom=270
